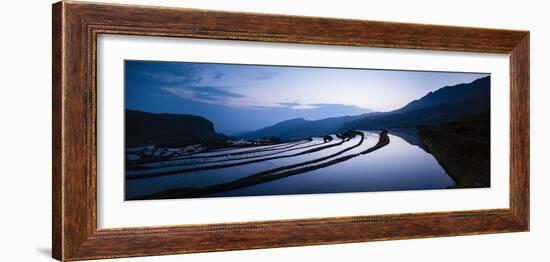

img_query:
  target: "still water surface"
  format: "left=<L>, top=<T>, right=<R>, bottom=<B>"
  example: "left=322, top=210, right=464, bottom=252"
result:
left=125, top=130, right=456, bottom=199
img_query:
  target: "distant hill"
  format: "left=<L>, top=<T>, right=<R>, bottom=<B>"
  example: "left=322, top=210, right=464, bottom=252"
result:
left=344, top=76, right=490, bottom=129
left=241, top=114, right=371, bottom=140
left=125, top=109, right=227, bottom=147
left=243, top=76, right=490, bottom=140
left=392, top=76, right=490, bottom=114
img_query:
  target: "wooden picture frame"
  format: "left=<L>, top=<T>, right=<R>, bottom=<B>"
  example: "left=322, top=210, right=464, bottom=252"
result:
left=52, top=1, right=529, bottom=261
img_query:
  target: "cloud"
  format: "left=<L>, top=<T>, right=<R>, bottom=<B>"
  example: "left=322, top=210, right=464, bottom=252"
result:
left=141, top=63, right=205, bottom=84
left=146, top=72, right=202, bottom=84
left=291, top=104, right=320, bottom=109
left=276, top=102, right=318, bottom=109
left=213, top=72, right=225, bottom=80
left=162, top=85, right=245, bottom=105
left=250, top=73, right=273, bottom=81
left=275, top=102, right=371, bottom=111
left=278, top=102, right=300, bottom=107
left=308, top=103, right=372, bottom=113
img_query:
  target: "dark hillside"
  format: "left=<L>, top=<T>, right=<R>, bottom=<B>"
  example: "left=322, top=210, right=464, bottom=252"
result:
left=344, top=76, right=490, bottom=130
left=417, top=113, right=490, bottom=187
left=126, top=109, right=227, bottom=147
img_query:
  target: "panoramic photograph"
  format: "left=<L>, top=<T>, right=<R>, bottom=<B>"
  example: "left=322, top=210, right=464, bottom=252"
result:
left=124, top=60, right=491, bottom=201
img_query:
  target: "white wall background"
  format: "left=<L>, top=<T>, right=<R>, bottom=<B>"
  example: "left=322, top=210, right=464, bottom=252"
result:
left=0, top=0, right=547, bottom=261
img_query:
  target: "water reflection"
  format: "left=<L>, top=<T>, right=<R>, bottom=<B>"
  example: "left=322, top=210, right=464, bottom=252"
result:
left=212, top=130, right=455, bottom=197
left=126, top=130, right=456, bottom=199
left=126, top=135, right=357, bottom=199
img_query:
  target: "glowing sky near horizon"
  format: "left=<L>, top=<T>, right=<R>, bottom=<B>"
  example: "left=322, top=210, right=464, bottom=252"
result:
left=126, top=60, right=488, bottom=113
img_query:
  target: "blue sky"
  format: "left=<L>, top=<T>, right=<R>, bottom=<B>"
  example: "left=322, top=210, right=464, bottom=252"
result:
left=125, top=60, right=488, bottom=134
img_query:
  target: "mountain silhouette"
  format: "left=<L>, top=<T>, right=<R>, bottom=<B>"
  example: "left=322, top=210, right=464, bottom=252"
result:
left=344, top=76, right=490, bottom=129
left=392, top=76, right=490, bottom=114
left=242, top=76, right=490, bottom=139
left=125, top=109, right=227, bottom=147
left=241, top=114, right=371, bottom=140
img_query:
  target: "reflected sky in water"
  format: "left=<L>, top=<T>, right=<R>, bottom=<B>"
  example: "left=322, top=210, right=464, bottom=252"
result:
left=213, top=132, right=455, bottom=197
left=126, top=130, right=456, bottom=199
